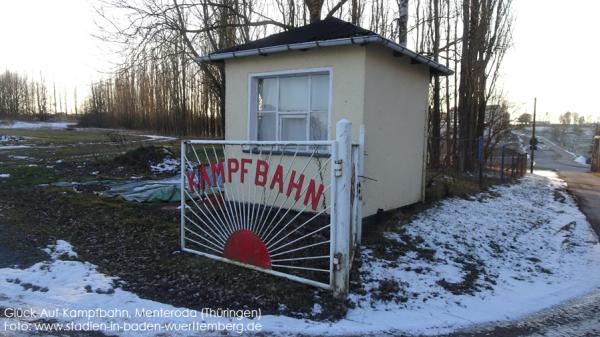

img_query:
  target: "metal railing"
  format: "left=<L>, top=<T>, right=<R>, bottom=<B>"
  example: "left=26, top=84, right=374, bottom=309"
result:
left=180, top=120, right=363, bottom=297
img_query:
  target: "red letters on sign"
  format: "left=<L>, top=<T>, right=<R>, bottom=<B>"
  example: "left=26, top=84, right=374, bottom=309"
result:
left=198, top=165, right=212, bottom=190
left=240, top=158, right=252, bottom=183
left=227, top=158, right=239, bottom=183
left=255, top=160, right=269, bottom=186
left=303, top=179, right=325, bottom=210
left=210, top=160, right=224, bottom=186
left=269, top=165, right=284, bottom=193
left=186, top=169, right=198, bottom=192
left=190, top=156, right=326, bottom=211
left=286, top=170, right=305, bottom=202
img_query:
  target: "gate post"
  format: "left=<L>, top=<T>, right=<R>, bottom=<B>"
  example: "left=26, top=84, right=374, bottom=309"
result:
left=356, top=125, right=365, bottom=244
left=333, top=119, right=352, bottom=298
left=180, top=141, right=186, bottom=250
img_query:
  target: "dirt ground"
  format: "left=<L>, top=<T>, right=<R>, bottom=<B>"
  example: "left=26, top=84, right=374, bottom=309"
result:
left=0, top=127, right=350, bottom=320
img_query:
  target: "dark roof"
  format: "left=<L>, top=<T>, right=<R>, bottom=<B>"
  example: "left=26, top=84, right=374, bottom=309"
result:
left=199, top=17, right=452, bottom=75
left=217, top=17, right=374, bottom=54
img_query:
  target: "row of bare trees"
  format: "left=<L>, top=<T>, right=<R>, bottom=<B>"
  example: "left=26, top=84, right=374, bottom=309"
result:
left=0, top=70, right=79, bottom=120
left=83, top=0, right=514, bottom=171
left=0, top=70, right=49, bottom=120
left=81, top=46, right=222, bottom=136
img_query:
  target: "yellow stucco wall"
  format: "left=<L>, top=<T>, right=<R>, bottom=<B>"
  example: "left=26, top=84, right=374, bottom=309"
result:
left=224, top=45, right=366, bottom=141
left=362, top=44, right=430, bottom=216
left=221, top=43, right=430, bottom=218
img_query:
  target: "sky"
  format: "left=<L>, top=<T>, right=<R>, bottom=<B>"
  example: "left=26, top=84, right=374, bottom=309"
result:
left=0, top=0, right=111, bottom=106
left=0, top=0, right=599, bottom=122
left=501, top=0, right=600, bottom=122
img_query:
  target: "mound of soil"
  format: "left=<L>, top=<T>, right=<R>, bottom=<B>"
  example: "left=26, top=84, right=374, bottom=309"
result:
left=114, top=146, right=175, bottom=171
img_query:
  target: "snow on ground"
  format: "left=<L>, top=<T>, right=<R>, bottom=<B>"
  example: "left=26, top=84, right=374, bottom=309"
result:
left=0, top=173, right=10, bottom=178
left=150, top=157, right=179, bottom=174
left=1, top=172, right=600, bottom=336
left=0, top=145, right=30, bottom=150
left=0, top=243, right=262, bottom=336
left=8, top=155, right=33, bottom=160
left=141, top=134, right=178, bottom=141
left=342, top=171, right=600, bottom=335
left=0, top=121, right=75, bottom=129
left=0, top=135, right=25, bottom=142
left=574, top=155, right=589, bottom=165
left=42, top=240, right=78, bottom=259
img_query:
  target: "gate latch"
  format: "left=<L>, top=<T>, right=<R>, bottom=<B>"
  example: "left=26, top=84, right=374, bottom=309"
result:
left=334, top=159, right=343, bottom=177
left=333, top=252, right=343, bottom=271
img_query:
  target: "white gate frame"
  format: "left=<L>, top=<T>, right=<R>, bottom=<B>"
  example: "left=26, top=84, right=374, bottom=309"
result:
left=180, top=119, right=362, bottom=297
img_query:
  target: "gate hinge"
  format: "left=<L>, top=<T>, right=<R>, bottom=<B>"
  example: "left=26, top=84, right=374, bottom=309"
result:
left=357, top=181, right=363, bottom=201
left=333, top=252, right=343, bottom=271
left=334, top=159, right=343, bottom=177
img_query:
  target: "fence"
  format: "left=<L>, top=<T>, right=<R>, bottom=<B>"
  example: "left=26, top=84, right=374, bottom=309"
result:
left=483, top=143, right=528, bottom=182
left=180, top=120, right=363, bottom=297
left=431, top=136, right=529, bottom=184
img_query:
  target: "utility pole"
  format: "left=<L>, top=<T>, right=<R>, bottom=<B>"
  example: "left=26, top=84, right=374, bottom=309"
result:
left=530, top=98, right=537, bottom=174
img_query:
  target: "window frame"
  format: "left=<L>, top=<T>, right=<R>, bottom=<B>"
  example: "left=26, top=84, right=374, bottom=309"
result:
left=247, top=67, right=333, bottom=144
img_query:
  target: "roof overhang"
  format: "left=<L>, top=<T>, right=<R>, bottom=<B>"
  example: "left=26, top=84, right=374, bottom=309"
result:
left=196, top=35, right=453, bottom=76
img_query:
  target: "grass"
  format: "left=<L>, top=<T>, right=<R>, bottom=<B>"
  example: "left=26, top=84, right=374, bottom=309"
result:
left=0, top=128, right=178, bottom=164
left=0, top=165, right=57, bottom=186
left=0, top=126, right=349, bottom=320
left=424, top=169, right=517, bottom=204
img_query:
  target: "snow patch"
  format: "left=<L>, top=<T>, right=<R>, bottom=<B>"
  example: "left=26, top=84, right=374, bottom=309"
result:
left=141, top=134, right=177, bottom=141
left=9, top=155, right=33, bottom=160
left=42, top=240, right=78, bottom=259
left=574, top=155, right=589, bottom=165
left=0, top=121, right=75, bottom=129
left=0, top=242, right=263, bottom=336
left=0, top=135, right=25, bottom=142
left=0, top=173, right=10, bottom=178
left=0, top=145, right=30, bottom=150
left=150, top=157, right=179, bottom=174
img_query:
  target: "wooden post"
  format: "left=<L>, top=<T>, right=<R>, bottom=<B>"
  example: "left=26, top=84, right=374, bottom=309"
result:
left=333, top=119, right=352, bottom=298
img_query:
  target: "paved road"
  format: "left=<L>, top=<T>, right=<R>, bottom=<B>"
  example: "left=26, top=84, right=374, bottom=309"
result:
left=559, top=171, right=600, bottom=238
left=533, top=135, right=590, bottom=172
left=437, top=289, right=600, bottom=337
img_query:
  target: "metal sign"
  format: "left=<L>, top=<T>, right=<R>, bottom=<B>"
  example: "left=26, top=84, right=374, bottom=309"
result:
left=180, top=120, right=363, bottom=296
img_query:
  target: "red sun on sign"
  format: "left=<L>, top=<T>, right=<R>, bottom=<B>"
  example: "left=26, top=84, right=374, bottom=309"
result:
left=223, top=230, right=272, bottom=269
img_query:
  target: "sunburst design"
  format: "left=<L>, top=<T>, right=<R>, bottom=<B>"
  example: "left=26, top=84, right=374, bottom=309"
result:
left=181, top=141, right=334, bottom=287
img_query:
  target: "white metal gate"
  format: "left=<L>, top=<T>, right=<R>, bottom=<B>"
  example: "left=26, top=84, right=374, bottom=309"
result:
left=180, top=120, right=363, bottom=296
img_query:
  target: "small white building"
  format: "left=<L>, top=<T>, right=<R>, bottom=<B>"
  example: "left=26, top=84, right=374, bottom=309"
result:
left=198, top=18, right=452, bottom=224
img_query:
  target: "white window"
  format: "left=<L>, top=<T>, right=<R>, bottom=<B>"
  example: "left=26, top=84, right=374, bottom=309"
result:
left=250, top=71, right=330, bottom=143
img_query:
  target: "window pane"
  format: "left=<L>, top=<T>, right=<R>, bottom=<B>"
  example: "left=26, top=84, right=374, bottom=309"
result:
left=311, top=74, right=329, bottom=111
left=258, top=78, right=277, bottom=111
left=279, top=76, right=308, bottom=111
left=280, top=116, right=307, bottom=141
left=310, top=111, right=328, bottom=140
left=257, top=112, right=276, bottom=140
